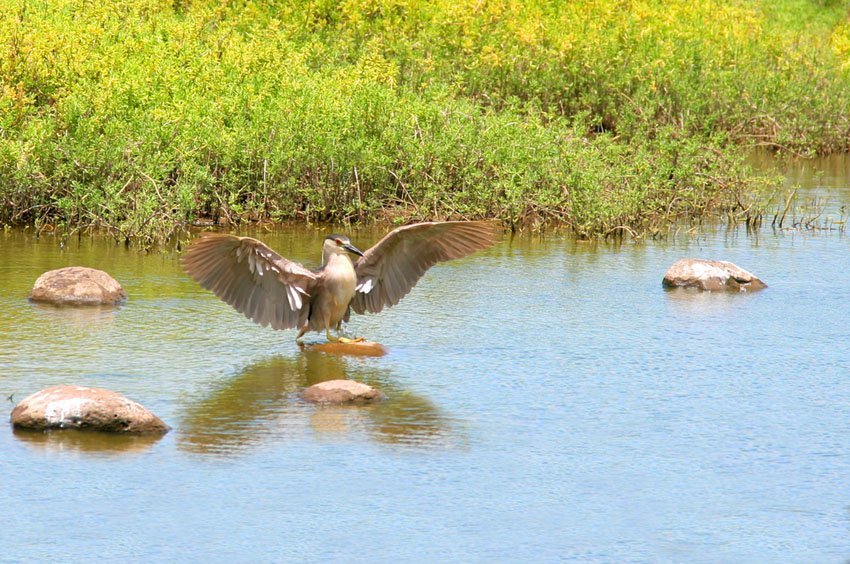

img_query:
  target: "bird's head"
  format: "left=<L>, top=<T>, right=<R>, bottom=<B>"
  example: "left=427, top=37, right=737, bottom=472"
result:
left=323, top=234, right=364, bottom=262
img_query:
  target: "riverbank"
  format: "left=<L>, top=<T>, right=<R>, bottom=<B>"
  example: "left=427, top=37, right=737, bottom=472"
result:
left=2, top=0, right=848, bottom=245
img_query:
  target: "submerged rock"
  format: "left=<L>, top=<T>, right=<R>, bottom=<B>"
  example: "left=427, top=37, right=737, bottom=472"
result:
left=663, top=259, right=767, bottom=292
left=10, top=385, right=170, bottom=434
left=300, top=340, right=388, bottom=357
left=301, top=380, right=386, bottom=404
left=29, top=266, right=126, bottom=305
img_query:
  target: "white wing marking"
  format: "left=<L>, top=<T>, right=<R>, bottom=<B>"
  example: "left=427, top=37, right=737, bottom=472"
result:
left=285, top=285, right=303, bottom=310
left=356, top=278, right=375, bottom=294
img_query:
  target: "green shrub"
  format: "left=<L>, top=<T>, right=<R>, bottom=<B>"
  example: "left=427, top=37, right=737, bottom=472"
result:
left=0, top=0, right=844, bottom=244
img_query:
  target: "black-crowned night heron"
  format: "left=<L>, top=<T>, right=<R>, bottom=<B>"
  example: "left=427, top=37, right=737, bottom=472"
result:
left=182, top=221, right=498, bottom=342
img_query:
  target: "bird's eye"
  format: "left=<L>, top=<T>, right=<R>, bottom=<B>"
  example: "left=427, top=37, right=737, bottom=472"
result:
left=335, top=239, right=343, bottom=245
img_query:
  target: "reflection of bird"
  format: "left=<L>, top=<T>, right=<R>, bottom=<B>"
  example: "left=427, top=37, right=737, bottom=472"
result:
left=182, top=221, right=498, bottom=342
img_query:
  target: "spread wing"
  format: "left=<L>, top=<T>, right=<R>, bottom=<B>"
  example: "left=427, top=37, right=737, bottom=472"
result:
left=351, top=221, right=498, bottom=315
left=182, top=233, right=317, bottom=330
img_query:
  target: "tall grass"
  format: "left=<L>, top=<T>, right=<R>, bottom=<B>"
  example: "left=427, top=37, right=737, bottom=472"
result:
left=1, top=0, right=847, bottom=245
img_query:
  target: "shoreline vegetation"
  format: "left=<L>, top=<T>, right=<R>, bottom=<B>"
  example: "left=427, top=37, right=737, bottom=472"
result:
left=2, top=0, right=849, bottom=246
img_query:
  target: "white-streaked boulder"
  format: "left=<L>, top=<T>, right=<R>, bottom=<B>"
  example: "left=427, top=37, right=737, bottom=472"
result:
left=10, top=385, right=169, bottom=434
left=663, top=259, right=766, bottom=292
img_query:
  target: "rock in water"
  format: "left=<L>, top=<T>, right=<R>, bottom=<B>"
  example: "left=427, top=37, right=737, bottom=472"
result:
left=29, top=267, right=127, bottom=305
left=300, top=340, right=388, bottom=357
left=301, top=380, right=386, bottom=404
left=663, top=259, right=767, bottom=292
left=10, top=385, right=170, bottom=434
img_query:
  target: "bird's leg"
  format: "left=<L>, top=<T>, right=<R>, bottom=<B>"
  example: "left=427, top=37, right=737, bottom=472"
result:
left=325, top=328, right=340, bottom=342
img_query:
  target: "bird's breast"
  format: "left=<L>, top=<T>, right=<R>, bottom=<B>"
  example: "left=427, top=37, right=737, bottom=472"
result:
left=323, top=254, right=357, bottom=305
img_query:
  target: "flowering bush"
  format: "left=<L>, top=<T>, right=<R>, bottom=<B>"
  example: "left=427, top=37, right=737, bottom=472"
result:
left=0, top=0, right=845, bottom=244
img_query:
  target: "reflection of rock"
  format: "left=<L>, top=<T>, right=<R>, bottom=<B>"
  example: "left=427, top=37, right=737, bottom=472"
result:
left=300, top=341, right=388, bottom=357
left=664, top=286, right=753, bottom=316
left=29, top=266, right=126, bottom=305
left=663, top=259, right=766, bottom=292
left=301, top=380, right=385, bottom=403
left=30, top=302, right=118, bottom=329
left=11, top=385, right=169, bottom=434
left=13, top=427, right=164, bottom=455
left=309, top=409, right=352, bottom=434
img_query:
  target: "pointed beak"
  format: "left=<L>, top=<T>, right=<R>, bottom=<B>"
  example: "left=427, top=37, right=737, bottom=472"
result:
left=343, top=243, right=364, bottom=257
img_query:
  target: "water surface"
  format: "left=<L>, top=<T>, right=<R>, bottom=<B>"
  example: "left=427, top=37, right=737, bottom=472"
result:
left=1, top=157, right=849, bottom=561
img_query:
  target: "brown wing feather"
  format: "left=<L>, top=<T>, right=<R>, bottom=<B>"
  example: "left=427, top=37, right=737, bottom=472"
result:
left=181, top=233, right=317, bottom=330
left=351, top=221, right=498, bottom=315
